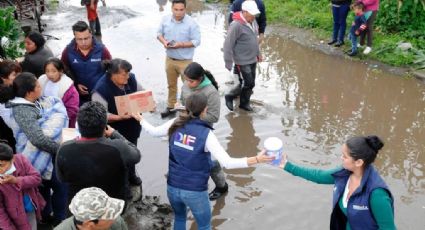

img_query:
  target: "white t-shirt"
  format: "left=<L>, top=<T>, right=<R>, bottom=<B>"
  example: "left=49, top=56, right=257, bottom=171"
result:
left=43, top=80, right=60, bottom=97
left=141, top=118, right=248, bottom=169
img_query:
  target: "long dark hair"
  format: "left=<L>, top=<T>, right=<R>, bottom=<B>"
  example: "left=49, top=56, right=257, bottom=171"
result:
left=346, top=135, right=384, bottom=167
left=44, top=57, right=73, bottom=79
left=168, top=92, right=208, bottom=138
left=26, top=31, right=46, bottom=53
left=184, top=62, right=219, bottom=90
left=0, top=72, right=37, bottom=103
left=103, top=58, right=132, bottom=79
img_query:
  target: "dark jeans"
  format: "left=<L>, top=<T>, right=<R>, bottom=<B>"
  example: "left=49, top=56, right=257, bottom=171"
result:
left=39, top=167, right=68, bottom=222
left=331, top=4, right=350, bottom=42
left=89, top=17, right=102, bottom=36
left=360, top=11, right=378, bottom=47
left=239, top=63, right=257, bottom=91
left=227, top=63, right=257, bottom=106
left=126, top=135, right=141, bottom=187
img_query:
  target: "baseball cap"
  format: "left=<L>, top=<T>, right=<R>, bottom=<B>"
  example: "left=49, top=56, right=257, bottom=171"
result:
left=242, top=0, right=261, bottom=16
left=69, top=187, right=125, bottom=222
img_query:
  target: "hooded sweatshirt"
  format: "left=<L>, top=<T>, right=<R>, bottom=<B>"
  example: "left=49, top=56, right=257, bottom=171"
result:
left=180, top=77, right=220, bottom=125
left=223, top=12, right=260, bottom=70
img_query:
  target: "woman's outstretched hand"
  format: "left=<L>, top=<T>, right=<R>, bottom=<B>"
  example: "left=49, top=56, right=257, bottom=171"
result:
left=278, top=153, right=288, bottom=169
left=254, top=149, right=275, bottom=164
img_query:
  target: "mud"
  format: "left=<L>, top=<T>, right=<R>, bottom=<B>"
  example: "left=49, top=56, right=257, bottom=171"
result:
left=122, top=196, right=173, bottom=230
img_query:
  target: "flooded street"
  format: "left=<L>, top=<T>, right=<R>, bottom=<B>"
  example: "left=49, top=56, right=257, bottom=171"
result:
left=43, top=0, right=425, bottom=229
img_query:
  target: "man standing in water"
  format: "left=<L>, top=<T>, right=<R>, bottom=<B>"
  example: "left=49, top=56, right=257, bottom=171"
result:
left=223, top=0, right=261, bottom=112
left=157, top=0, right=201, bottom=118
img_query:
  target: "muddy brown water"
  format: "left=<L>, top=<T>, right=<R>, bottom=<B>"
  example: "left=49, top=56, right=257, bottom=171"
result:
left=42, top=0, right=425, bottom=229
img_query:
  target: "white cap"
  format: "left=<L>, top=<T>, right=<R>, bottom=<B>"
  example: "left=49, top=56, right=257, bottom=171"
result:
left=242, top=0, right=261, bottom=16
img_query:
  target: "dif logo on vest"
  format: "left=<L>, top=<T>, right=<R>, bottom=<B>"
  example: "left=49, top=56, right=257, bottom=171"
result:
left=174, top=132, right=196, bottom=151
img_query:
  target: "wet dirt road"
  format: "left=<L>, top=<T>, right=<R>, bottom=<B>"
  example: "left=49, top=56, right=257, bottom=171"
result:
left=43, top=0, right=425, bottom=229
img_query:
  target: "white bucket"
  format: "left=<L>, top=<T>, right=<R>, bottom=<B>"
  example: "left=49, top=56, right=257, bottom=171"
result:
left=264, top=137, right=283, bottom=166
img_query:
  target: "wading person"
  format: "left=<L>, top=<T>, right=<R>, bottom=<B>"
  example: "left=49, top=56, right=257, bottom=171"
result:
left=229, top=0, right=267, bottom=44
left=92, top=58, right=144, bottom=198
left=61, top=21, right=112, bottom=105
left=228, top=0, right=267, bottom=89
left=54, top=187, right=127, bottom=230
left=179, top=62, right=228, bottom=200
left=157, top=0, right=201, bottom=118
left=56, top=101, right=141, bottom=207
left=280, top=135, right=396, bottom=229
left=133, top=93, right=274, bottom=229
left=223, top=0, right=261, bottom=112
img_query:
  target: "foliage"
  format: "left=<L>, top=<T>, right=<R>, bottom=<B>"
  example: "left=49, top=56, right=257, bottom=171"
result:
left=263, top=0, right=425, bottom=68
left=377, top=0, right=425, bottom=37
left=0, top=7, right=24, bottom=59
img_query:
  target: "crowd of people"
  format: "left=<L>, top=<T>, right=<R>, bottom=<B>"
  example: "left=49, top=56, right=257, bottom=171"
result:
left=0, top=0, right=395, bottom=229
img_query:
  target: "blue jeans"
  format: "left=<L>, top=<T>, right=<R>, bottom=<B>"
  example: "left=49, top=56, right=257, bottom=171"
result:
left=167, top=185, right=211, bottom=230
left=349, top=28, right=358, bottom=52
left=39, top=167, right=68, bottom=222
left=332, top=4, right=350, bottom=42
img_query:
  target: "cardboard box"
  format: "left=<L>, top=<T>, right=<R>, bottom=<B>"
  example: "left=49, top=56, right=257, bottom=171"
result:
left=115, top=90, right=156, bottom=116
left=62, top=128, right=80, bottom=143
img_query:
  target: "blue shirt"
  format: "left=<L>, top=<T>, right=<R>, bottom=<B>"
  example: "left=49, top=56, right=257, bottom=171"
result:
left=157, top=14, right=201, bottom=60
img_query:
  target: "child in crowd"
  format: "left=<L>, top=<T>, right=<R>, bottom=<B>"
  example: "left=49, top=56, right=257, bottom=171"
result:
left=0, top=141, right=46, bottom=230
left=347, top=2, right=372, bottom=56
left=38, top=58, right=79, bottom=128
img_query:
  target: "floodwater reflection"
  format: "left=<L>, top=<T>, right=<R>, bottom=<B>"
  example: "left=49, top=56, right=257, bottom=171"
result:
left=43, top=0, right=424, bottom=229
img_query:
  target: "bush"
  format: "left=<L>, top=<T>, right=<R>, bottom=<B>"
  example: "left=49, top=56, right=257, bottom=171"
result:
left=263, top=0, right=425, bottom=67
left=0, top=7, right=24, bottom=59
left=377, top=0, right=425, bottom=37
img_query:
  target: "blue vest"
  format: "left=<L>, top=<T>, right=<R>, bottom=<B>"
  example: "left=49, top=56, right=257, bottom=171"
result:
left=66, top=38, right=105, bottom=92
left=330, top=166, right=394, bottom=230
left=93, top=73, right=141, bottom=144
left=168, top=119, right=213, bottom=191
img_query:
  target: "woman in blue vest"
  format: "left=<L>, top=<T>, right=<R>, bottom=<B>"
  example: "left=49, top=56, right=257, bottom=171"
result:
left=279, top=135, right=396, bottom=229
left=133, top=92, right=274, bottom=230
left=92, top=58, right=143, bottom=198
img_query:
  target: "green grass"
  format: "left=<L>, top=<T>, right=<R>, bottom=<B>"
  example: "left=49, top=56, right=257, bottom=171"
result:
left=263, top=0, right=425, bottom=69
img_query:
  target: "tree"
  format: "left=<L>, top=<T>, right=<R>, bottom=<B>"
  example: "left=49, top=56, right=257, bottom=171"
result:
left=0, top=7, right=24, bottom=59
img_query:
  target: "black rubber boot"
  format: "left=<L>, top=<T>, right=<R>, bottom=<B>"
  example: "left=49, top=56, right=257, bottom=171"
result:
left=239, top=89, right=253, bottom=111
left=225, top=94, right=234, bottom=111
left=209, top=182, right=228, bottom=201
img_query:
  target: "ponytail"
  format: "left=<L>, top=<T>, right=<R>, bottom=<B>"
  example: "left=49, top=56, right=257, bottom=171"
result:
left=167, top=92, right=208, bottom=138
left=204, top=70, right=219, bottom=90
left=184, top=62, right=219, bottom=90
left=168, top=111, right=191, bottom=138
